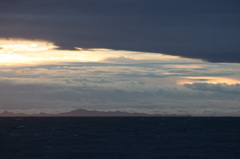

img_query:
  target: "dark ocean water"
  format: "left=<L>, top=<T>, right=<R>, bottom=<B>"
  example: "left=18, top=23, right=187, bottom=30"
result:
left=0, top=117, right=239, bottom=159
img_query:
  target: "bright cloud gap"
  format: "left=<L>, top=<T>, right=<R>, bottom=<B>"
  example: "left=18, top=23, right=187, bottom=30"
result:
left=0, top=38, right=200, bottom=65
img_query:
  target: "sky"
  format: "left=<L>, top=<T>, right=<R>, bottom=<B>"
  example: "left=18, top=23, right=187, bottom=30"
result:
left=0, top=0, right=240, bottom=116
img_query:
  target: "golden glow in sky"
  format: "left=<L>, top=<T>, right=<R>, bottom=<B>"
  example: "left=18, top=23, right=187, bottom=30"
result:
left=0, top=38, right=239, bottom=86
left=0, top=38, right=58, bottom=52
left=0, top=39, right=58, bottom=65
left=178, top=77, right=240, bottom=85
left=0, top=39, right=240, bottom=115
left=0, top=38, right=193, bottom=65
left=0, top=39, right=102, bottom=65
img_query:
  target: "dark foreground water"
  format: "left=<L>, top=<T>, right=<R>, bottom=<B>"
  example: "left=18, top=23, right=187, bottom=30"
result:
left=0, top=117, right=240, bottom=159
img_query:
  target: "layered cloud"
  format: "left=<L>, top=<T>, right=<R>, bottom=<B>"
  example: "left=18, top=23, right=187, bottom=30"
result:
left=184, top=83, right=240, bottom=95
left=0, top=0, right=240, bottom=62
left=0, top=44, right=239, bottom=116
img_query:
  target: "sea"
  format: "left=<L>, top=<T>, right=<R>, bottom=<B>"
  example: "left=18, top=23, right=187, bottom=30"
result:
left=0, top=117, right=239, bottom=159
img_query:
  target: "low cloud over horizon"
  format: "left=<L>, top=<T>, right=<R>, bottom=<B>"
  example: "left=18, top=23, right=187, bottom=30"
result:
left=0, top=39, right=239, bottom=116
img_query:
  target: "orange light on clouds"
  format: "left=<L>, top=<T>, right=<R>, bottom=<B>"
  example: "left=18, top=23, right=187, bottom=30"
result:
left=0, top=39, right=110, bottom=65
left=178, top=76, right=240, bottom=85
left=0, top=38, right=58, bottom=52
left=0, top=38, right=59, bottom=65
left=0, top=38, right=200, bottom=66
left=166, top=65, right=203, bottom=69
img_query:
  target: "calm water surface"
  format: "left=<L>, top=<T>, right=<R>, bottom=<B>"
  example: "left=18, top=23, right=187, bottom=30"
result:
left=0, top=117, right=239, bottom=159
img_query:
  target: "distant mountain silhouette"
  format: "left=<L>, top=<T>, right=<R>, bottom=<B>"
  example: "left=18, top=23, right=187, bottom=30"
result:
left=0, top=109, right=150, bottom=117
left=0, top=111, right=28, bottom=117
left=57, top=109, right=149, bottom=117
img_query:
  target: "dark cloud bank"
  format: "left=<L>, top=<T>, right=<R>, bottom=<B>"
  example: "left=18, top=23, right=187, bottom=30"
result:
left=0, top=0, right=240, bottom=62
